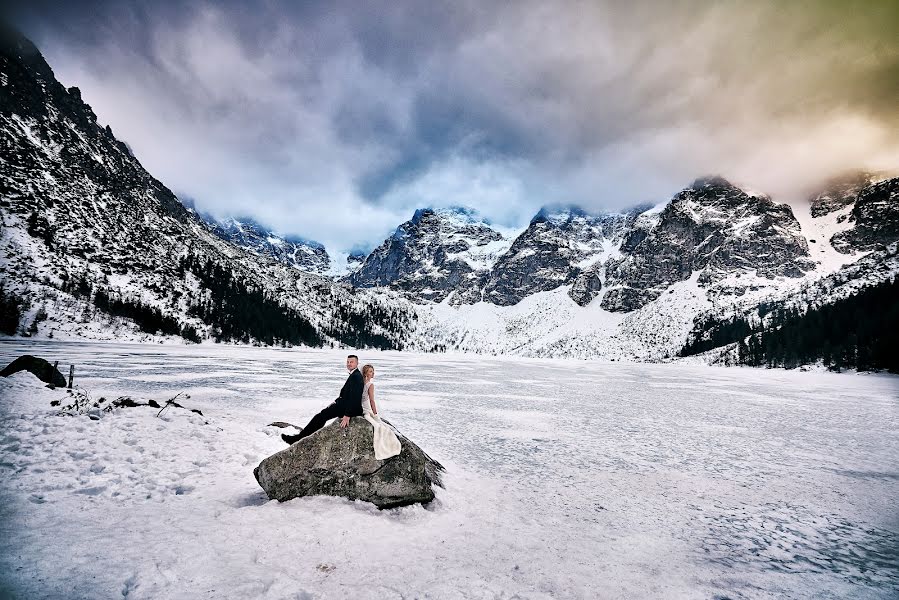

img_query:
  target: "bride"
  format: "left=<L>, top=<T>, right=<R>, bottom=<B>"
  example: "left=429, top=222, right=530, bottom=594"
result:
left=361, top=364, right=402, bottom=460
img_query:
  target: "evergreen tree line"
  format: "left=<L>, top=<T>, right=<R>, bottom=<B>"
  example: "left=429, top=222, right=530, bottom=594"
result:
left=94, top=289, right=201, bottom=342
left=326, top=297, right=407, bottom=350
left=61, top=272, right=93, bottom=298
left=0, top=286, right=22, bottom=335
left=26, top=211, right=54, bottom=248
left=680, top=275, right=899, bottom=372
left=181, top=254, right=324, bottom=347
left=679, top=314, right=754, bottom=357
left=56, top=270, right=201, bottom=342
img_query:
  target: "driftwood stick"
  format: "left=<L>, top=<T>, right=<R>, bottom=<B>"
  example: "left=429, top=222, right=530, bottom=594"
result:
left=156, top=391, right=187, bottom=417
left=67, top=364, right=74, bottom=389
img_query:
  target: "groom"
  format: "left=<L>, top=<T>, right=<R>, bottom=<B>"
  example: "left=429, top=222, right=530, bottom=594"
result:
left=281, top=354, right=364, bottom=445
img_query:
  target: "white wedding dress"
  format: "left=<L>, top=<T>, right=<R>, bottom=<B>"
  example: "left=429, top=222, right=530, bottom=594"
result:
left=361, top=381, right=402, bottom=460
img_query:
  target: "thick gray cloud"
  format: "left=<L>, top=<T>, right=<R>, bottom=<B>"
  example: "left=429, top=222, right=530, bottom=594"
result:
left=11, top=0, right=899, bottom=251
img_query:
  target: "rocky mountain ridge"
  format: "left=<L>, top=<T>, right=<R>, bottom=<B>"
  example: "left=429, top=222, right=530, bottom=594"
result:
left=349, top=173, right=899, bottom=315
left=0, top=27, right=413, bottom=348
left=2, top=28, right=897, bottom=365
left=199, top=214, right=331, bottom=276
left=599, top=177, right=816, bottom=312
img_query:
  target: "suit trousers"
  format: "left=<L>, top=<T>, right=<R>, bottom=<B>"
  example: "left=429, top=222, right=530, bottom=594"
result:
left=298, top=402, right=342, bottom=440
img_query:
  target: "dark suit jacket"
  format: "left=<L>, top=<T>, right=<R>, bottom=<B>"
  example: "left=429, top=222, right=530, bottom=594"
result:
left=335, top=368, right=364, bottom=418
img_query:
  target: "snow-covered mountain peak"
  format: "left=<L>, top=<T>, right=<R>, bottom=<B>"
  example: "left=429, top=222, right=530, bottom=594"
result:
left=684, top=175, right=777, bottom=205
left=601, top=178, right=816, bottom=312
left=199, top=214, right=331, bottom=275
left=808, top=170, right=884, bottom=218
left=689, top=175, right=736, bottom=190
left=412, top=205, right=486, bottom=225
left=348, top=205, right=517, bottom=303
left=483, top=205, right=634, bottom=307
left=531, top=204, right=592, bottom=225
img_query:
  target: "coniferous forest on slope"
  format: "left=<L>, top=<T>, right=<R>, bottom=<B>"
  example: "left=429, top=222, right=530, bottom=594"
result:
left=680, top=275, right=899, bottom=373
left=0, top=252, right=413, bottom=350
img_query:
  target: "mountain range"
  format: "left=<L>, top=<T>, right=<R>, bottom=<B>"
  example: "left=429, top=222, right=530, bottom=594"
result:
left=1, top=28, right=897, bottom=365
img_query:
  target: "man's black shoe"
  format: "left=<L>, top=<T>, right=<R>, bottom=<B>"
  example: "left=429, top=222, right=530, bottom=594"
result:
left=281, top=432, right=302, bottom=445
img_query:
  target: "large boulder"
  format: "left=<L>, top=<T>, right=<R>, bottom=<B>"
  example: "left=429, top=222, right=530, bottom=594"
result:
left=0, top=355, right=66, bottom=387
left=254, top=417, right=444, bottom=509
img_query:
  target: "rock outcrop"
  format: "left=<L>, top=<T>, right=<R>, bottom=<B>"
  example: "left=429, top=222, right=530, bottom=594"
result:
left=254, top=417, right=444, bottom=509
left=0, top=355, right=66, bottom=387
left=567, top=263, right=604, bottom=306
left=830, top=177, right=899, bottom=253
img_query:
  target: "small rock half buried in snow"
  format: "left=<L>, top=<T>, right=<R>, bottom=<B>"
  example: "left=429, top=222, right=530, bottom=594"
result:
left=254, top=417, right=444, bottom=509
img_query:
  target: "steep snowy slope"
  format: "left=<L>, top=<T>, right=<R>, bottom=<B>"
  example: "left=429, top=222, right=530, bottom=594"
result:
left=791, top=172, right=877, bottom=276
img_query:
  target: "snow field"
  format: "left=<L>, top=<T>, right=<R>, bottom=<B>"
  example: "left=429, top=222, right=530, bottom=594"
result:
left=0, top=340, right=897, bottom=599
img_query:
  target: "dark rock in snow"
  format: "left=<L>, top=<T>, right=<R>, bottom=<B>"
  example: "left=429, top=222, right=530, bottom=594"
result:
left=568, top=264, right=603, bottom=306
left=267, top=421, right=302, bottom=429
left=0, top=355, right=66, bottom=386
left=254, top=417, right=444, bottom=509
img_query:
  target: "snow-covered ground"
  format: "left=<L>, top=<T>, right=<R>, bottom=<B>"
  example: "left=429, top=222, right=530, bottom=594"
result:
left=0, top=341, right=897, bottom=599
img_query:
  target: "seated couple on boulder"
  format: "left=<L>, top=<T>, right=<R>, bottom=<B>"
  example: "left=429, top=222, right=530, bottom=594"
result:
left=282, top=355, right=401, bottom=460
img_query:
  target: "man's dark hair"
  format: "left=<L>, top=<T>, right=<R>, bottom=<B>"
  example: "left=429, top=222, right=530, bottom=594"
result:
left=347, top=354, right=358, bottom=360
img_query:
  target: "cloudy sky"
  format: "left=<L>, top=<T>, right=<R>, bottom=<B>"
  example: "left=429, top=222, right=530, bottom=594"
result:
left=11, top=0, right=899, bottom=251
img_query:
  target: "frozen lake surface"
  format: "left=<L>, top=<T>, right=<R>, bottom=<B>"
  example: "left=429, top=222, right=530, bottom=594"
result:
left=0, top=340, right=897, bottom=599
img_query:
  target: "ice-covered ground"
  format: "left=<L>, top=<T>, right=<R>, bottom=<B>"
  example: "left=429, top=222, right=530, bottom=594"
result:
left=0, top=340, right=897, bottom=599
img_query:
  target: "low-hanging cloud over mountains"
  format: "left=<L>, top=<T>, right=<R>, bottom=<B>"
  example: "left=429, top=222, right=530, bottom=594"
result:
left=9, top=0, right=899, bottom=251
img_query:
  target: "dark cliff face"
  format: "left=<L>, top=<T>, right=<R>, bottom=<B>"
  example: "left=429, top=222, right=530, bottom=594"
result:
left=482, top=207, right=633, bottom=307
left=829, top=177, right=899, bottom=254
left=0, top=26, right=201, bottom=284
left=600, top=177, right=814, bottom=312
left=808, top=171, right=880, bottom=218
left=346, top=207, right=509, bottom=304
left=0, top=27, right=191, bottom=225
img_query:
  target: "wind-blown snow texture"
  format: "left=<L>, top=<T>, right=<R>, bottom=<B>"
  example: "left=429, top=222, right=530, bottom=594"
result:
left=1, top=341, right=897, bottom=599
